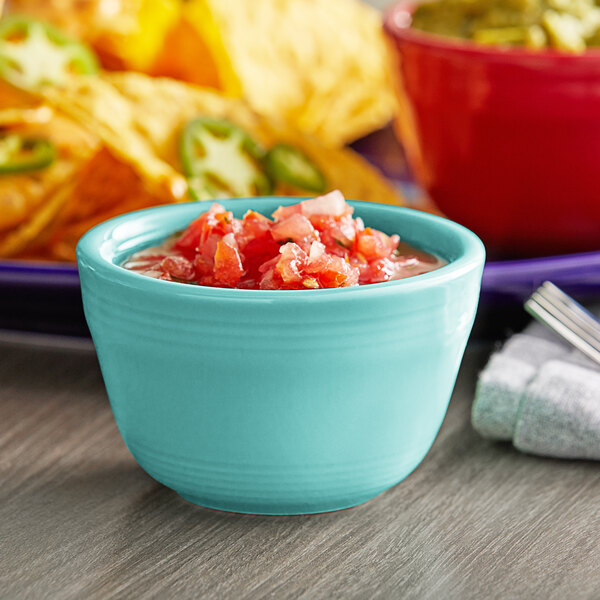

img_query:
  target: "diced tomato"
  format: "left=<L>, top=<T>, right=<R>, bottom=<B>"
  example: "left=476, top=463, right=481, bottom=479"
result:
left=175, top=203, right=233, bottom=256
left=214, top=234, right=244, bottom=287
left=124, top=191, right=445, bottom=289
left=241, top=234, right=280, bottom=284
left=238, top=210, right=273, bottom=248
left=309, top=214, right=356, bottom=255
left=275, top=243, right=308, bottom=284
left=193, top=254, right=213, bottom=278
left=271, top=213, right=319, bottom=246
left=300, top=190, right=350, bottom=218
left=272, top=202, right=303, bottom=221
left=305, top=241, right=328, bottom=273
left=173, top=213, right=205, bottom=253
left=160, top=255, right=196, bottom=281
left=317, top=255, right=359, bottom=288
left=364, top=257, right=397, bottom=283
left=258, top=266, right=281, bottom=290
left=356, top=227, right=399, bottom=260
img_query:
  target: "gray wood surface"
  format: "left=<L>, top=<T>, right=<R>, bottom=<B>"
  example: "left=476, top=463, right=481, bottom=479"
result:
left=0, top=334, right=599, bottom=600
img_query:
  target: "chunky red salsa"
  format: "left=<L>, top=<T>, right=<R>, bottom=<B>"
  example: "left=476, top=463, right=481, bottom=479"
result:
left=123, top=191, right=446, bottom=289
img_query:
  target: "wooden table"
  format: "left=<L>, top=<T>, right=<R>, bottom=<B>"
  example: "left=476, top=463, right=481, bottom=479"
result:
left=1, top=333, right=599, bottom=599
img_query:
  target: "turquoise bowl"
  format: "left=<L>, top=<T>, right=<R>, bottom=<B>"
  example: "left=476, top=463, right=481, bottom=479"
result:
left=77, top=197, right=485, bottom=515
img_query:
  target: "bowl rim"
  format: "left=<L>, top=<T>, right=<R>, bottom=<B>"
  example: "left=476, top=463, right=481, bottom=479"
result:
left=76, top=196, right=485, bottom=300
left=383, top=0, right=600, bottom=62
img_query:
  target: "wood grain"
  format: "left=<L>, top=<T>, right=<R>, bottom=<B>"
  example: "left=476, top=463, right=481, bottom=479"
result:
left=0, top=337, right=599, bottom=600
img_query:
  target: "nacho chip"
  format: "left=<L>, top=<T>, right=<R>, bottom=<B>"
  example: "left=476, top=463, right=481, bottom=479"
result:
left=11, top=0, right=397, bottom=147
left=101, top=72, right=403, bottom=207
left=6, top=71, right=401, bottom=260
left=164, top=0, right=398, bottom=147
left=0, top=134, right=176, bottom=260
left=0, top=80, right=103, bottom=256
left=0, top=112, right=99, bottom=233
left=0, top=91, right=174, bottom=259
left=0, top=176, right=74, bottom=256
left=46, top=147, right=174, bottom=261
left=151, top=15, right=225, bottom=91
left=0, top=104, right=52, bottom=126
left=0, top=77, right=40, bottom=109
left=41, top=75, right=187, bottom=201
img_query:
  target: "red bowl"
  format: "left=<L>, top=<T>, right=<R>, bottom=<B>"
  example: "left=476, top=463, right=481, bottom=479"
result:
left=384, top=3, right=600, bottom=256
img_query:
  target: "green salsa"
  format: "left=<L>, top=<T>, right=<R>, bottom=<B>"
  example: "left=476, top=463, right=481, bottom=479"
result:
left=411, top=0, right=600, bottom=52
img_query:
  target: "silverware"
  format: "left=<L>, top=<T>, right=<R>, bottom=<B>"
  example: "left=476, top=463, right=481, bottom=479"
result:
left=524, top=281, right=600, bottom=367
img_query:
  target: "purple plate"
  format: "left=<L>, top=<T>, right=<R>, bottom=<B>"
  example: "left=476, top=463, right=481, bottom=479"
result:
left=1, top=260, right=84, bottom=336
left=1, top=250, right=600, bottom=338
left=482, top=251, right=600, bottom=304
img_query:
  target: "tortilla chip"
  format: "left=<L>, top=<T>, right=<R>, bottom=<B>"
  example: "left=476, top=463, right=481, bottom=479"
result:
left=0, top=105, right=53, bottom=126
left=0, top=94, right=177, bottom=259
left=0, top=113, right=99, bottom=232
left=0, top=79, right=41, bottom=111
left=104, top=72, right=267, bottom=162
left=44, top=146, right=174, bottom=261
left=11, top=0, right=397, bottom=147
left=150, top=17, right=224, bottom=90
left=0, top=179, right=74, bottom=257
left=100, top=72, right=403, bottom=207
left=176, top=0, right=398, bottom=146
left=41, top=75, right=187, bottom=201
left=12, top=72, right=400, bottom=259
left=1, top=144, right=176, bottom=260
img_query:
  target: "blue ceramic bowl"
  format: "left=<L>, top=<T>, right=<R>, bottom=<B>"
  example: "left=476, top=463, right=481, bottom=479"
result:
left=77, top=197, right=485, bottom=515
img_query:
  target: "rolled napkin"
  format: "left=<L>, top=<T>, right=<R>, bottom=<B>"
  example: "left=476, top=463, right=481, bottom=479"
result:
left=472, top=311, right=600, bottom=460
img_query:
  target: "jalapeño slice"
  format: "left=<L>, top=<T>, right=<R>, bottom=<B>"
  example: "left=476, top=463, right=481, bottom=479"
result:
left=264, top=144, right=326, bottom=194
left=0, top=16, right=99, bottom=91
left=179, top=117, right=272, bottom=199
left=0, top=134, right=56, bottom=175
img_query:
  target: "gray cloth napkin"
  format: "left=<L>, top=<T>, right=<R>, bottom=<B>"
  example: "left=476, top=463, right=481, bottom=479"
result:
left=472, top=310, right=600, bottom=460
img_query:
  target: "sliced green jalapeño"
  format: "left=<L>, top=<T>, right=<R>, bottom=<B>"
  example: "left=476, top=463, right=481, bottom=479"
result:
left=0, top=134, right=56, bottom=175
left=179, top=117, right=273, bottom=199
left=0, top=16, right=99, bottom=91
left=264, top=144, right=326, bottom=194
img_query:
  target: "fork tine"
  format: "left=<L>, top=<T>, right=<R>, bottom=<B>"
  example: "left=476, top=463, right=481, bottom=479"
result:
left=532, top=284, right=600, bottom=349
left=525, top=296, right=600, bottom=366
left=540, top=281, right=600, bottom=342
left=530, top=290, right=600, bottom=351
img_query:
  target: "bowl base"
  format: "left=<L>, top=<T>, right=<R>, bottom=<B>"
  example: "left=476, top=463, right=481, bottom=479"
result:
left=176, top=487, right=392, bottom=516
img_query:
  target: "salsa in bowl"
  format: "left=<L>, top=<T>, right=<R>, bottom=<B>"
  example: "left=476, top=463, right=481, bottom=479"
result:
left=384, top=1, right=600, bottom=256
left=77, top=195, right=484, bottom=515
left=122, top=192, right=446, bottom=289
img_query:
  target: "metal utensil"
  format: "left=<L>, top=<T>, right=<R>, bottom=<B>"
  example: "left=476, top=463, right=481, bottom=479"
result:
left=524, top=281, right=600, bottom=366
